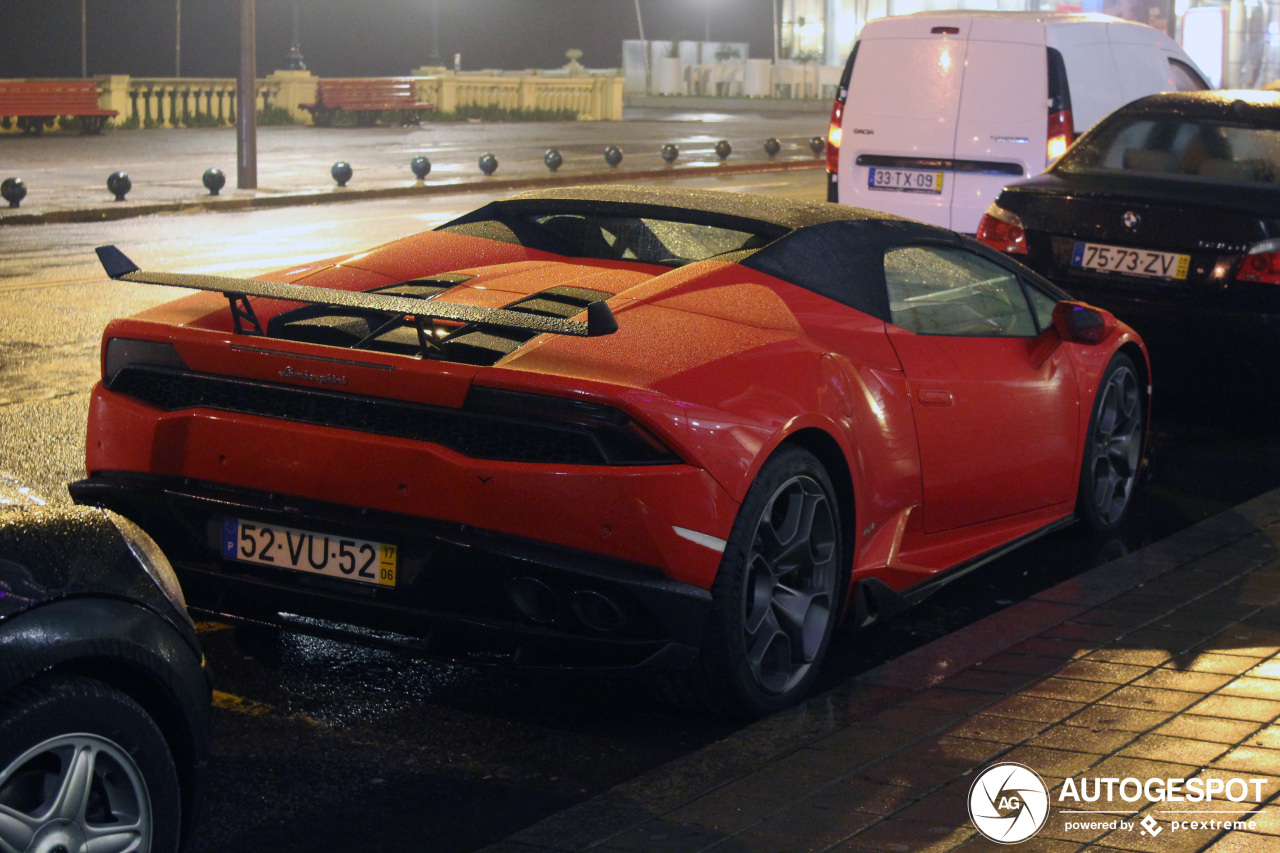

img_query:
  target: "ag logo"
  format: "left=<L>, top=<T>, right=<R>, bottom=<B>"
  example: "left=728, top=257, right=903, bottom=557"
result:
left=968, top=762, right=1050, bottom=844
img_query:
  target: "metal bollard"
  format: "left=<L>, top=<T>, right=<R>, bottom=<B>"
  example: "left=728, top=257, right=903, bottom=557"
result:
left=411, top=156, right=432, bottom=180
left=763, top=138, right=781, bottom=159
left=1, top=177, right=26, bottom=209
left=715, top=140, right=732, bottom=161
left=809, top=137, right=825, bottom=157
left=202, top=168, right=226, bottom=196
left=544, top=149, right=563, bottom=172
left=604, top=146, right=623, bottom=168
left=107, top=171, right=131, bottom=201
left=661, top=143, right=679, bottom=165
left=331, top=161, right=353, bottom=187
left=479, top=153, right=499, bottom=176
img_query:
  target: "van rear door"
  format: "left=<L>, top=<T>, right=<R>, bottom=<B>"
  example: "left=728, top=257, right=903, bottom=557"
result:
left=951, top=29, right=1051, bottom=233
left=838, top=22, right=969, bottom=228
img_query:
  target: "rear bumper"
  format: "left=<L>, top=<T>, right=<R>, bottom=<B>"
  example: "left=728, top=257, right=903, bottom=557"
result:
left=70, top=473, right=712, bottom=671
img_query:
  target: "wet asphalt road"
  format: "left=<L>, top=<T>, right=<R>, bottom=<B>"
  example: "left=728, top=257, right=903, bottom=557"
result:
left=3, top=168, right=1280, bottom=851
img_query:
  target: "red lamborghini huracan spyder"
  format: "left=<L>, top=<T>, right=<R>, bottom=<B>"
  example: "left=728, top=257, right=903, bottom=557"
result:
left=71, top=186, right=1148, bottom=715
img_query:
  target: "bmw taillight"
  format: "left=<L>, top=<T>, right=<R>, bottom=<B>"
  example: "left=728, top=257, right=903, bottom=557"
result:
left=976, top=203, right=1027, bottom=255
left=1237, top=239, right=1280, bottom=285
left=1047, top=108, right=1074, bottom=162
left=826, top=99, right=843, bottom=175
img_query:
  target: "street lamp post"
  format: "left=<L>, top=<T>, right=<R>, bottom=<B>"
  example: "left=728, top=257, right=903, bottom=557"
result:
left=286, top=0, right=306, bottom=69
left=80, top=0, right=87, bottom=77
left=428, top=0, right=442, bottom=66
left=237, top=0, right=257, bottom=189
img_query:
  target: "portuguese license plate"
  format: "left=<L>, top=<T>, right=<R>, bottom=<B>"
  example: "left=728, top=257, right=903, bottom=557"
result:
left=222, top=518, right=397, bottom=587
left=868, top=167, right=944, bottom=193
left=1071, top=242, right=1190, bottom=280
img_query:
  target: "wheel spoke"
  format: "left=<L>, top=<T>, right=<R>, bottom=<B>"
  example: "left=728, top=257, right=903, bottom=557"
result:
left=0, top=805, right=37, bottom=853
left=744, top=607, right=790, bottom=681
left=772, top=585, right=832, bottom=662
left=743, top=553, right=777, bottom=635
left=50, top=742, right=95, bottom=823
left=85, top=823, right=145, bottom=853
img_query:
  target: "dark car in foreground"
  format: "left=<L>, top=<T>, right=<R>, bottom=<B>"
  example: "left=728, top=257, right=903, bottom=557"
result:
left=0, top=473, right=209, bottom=853
left=72, top=186, right=1147, bottom=715
left=976, top=90, right=1280, bottom=375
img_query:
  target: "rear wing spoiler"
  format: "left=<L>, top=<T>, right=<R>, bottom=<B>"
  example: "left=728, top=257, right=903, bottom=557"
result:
left=94, top=246, right=619, bottom=345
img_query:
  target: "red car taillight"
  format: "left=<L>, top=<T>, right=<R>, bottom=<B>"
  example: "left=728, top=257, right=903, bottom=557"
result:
left=826, top=99, right=842, bottom=175
left=1237, top=239, right=1280, bottom=285
left=1047, top=108, right=1074, bottom=162
left=976, top=203, right=1027, bottom=255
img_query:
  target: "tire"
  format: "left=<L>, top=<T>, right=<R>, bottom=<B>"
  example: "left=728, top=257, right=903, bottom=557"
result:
left=1077, top=352, right=1145, bottom=532
left=656, top=446, right=845, bottom=717
left=0, top=675, right=182, bottom=853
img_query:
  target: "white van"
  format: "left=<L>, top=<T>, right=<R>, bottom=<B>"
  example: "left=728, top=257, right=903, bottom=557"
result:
left=826, top=12, right=1209, bottom=233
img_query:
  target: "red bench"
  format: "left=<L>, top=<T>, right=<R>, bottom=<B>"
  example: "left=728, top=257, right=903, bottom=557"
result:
left=300, top=78, right=435, bottom=127
left=0, top=80, right=118, bottom=134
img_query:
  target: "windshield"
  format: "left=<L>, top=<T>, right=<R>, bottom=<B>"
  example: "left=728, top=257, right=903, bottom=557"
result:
left=526, top=213, right=769, bottom=267
left=1058, top=114, right=1280, bottom=186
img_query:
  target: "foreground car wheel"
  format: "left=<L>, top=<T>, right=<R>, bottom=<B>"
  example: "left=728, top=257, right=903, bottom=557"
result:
left=658, top=446, right=844, bottom=717
left=0, top=676, right=181, bottom=853
left=1078, top=352, right=1144, bottom=532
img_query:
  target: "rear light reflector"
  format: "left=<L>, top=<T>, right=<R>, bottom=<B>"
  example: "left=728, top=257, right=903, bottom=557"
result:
left=1047, top=109, right=1074, bottom=161
left=104, top=338, right=187, bottom=382
left=1237, top=239, right=1280, bottom=285
left=976, top=203, right=1027, bottom=255
left=826, top=100, right=843, bottom=175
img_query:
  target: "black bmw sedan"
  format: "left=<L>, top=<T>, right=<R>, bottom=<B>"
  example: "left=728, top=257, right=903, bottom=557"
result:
left=976, top=90, right=1280, bottom=378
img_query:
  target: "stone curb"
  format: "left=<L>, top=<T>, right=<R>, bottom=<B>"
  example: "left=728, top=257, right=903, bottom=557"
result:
left=0, top=160, right=825, bottom=228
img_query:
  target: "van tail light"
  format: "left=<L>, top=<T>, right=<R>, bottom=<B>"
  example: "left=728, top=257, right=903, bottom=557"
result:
left=1047, top=109, right=1074, bottom=161
left=826, top=100, right=843, bottom=175
left=1237, top=239, right=1280, bottom=285
left=976, top=203, right=1027, bottom=255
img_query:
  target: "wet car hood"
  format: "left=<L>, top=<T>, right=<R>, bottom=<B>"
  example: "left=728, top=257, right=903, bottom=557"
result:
left=0, top=501, right=185, bottom=626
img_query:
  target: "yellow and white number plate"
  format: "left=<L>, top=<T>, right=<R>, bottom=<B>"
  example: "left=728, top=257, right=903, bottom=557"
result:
left=222, top=517, right=397, bottom=587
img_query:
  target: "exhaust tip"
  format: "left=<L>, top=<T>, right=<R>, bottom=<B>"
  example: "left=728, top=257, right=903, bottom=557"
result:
left=508, top=576, right=561, bottom=624
left=571, top=590, right=625, bottom=634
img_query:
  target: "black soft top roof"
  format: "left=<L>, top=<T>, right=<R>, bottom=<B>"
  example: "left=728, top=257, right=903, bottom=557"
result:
left=437, top=185, right=987, bottom=323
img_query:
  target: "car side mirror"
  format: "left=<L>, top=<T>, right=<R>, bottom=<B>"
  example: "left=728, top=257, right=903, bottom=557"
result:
left=1052, top=301, right=1117, bottom=345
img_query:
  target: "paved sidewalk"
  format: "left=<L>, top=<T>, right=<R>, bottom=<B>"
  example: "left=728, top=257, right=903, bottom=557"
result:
left=0, top=110, right=828, bottom=226
left=486, top=489, right=1280, bottom=853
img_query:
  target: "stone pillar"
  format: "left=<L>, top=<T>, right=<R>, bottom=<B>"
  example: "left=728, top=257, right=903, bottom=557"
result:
left=264, top=69, right=317, bottom=124
left=95, top=75, right=131, bottom=123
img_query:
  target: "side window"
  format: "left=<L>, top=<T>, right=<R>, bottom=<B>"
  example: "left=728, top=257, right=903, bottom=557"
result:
left=1027, top=285, right=1059, bottom=332
left=1170, top=59, right=1210, bottom=92
left=884, top=246, right=1038, bottom=337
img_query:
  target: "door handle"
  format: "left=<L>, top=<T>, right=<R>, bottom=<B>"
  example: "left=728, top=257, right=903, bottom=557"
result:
left=918, top=389, right=954, bottom=407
